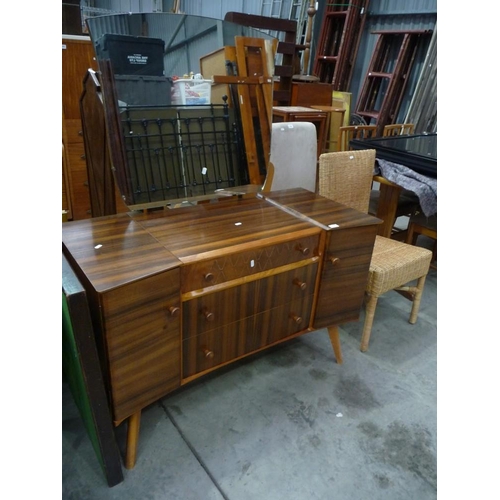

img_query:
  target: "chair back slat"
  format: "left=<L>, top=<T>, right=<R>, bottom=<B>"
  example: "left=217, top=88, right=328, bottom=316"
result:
left=337, top=125, right=377, bottom=151
left=382, top=123, right=415, bottom=136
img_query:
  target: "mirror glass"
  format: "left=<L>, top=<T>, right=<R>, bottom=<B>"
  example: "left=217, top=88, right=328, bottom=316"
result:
left=85, top=13, right=277, bottom=210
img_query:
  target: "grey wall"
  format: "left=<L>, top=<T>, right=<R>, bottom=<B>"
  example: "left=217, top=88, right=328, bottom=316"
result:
left=81, top=0, right=437, bottom=130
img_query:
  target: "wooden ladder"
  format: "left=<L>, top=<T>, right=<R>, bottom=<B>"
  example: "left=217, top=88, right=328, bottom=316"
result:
left=355, top=29, right=432, bottom=136
left=313, top=0, right=370, bottom=90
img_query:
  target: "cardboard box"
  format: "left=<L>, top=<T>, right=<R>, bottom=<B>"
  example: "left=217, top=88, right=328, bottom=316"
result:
left=200, top=48, right=230, bottom=105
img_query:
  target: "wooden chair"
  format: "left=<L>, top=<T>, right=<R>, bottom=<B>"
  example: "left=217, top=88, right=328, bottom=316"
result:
left=368, top=177, right=420, bottom=238
left=318, top=150, right=433, bottom=352
left=383, top=123, right=415, bottom=136
left=337, top=125, right=413, bottom=230
left=369, top=121, right=420, bottom=235
left=406, top=212, right=437, bottom=267
left=337, top=125, right=377, bottom=152
left=263, top=121, right=317, bottom=193
left=224, top=12, right=299, bottom=106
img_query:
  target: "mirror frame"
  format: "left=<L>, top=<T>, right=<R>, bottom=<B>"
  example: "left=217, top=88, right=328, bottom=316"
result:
left=83, top=13, right=278, bottom=212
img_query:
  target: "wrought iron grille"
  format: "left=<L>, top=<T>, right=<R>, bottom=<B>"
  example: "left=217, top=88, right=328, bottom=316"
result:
left=119, top=102, right=247, bottom=205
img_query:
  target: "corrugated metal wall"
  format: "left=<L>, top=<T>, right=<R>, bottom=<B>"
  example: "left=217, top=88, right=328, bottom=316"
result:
left=85, top=14, right=224, bottom=78
left=345, top=0, right=437, bottom=131
left=82, top=0, right=437, bottom=131
left=83, top=1, right=304, bottom=28
left=404, top=25, right=436, bottom=133
left=178, top=1, right=299, bottom=20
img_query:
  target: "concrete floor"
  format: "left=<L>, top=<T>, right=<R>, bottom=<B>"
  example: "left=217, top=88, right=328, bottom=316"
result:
left=62, top=236, right=437, bottom=500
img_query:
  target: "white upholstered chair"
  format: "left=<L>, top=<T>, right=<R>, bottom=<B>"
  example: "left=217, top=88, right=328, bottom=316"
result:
left=263, top=121, right=317, bottom=192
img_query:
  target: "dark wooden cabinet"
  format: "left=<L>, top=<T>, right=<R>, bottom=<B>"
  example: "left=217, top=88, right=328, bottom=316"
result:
left=62, top=36, right=98, bottom=220
left=62, top=188, right=380, bottom=468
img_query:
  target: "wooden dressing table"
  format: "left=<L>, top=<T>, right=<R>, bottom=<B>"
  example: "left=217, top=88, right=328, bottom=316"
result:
left=62, top=188, right=380, bottom=469
left=69, top=12, right=381, bottom=471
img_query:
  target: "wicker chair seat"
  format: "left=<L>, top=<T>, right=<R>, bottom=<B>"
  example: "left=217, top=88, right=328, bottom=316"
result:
left=367, top=236, right=432, bottom=297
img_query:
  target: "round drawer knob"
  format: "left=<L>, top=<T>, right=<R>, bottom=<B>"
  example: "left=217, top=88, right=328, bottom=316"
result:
left=329, top=256, right=340, bottom=266
left=295, top=243, right=310, bottom=256
left=293, top=278, right=307, bottom=290
left=168, top=306, right=180, bottom=317
left=201, top=307, right=214, bottom=321
left=202, top=347, right=214, bottom=359
left=204, top=272, right=214, bottom=282
left=289, top=312, right=303, bottom=325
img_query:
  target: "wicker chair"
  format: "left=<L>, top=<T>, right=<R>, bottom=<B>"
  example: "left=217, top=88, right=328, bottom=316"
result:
left=318, top=149, right=433, bottom=352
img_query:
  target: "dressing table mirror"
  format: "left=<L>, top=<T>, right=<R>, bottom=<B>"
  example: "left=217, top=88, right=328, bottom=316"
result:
left=83, top=12, right=277, bottom=214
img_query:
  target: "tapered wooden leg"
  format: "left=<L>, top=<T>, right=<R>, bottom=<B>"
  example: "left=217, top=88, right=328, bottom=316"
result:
left=361, top=294, right=378, bottom=352
left=409, top=275, right=427, bottom=324
left=328, top=325, right=343, bottom=364
left=125, top=411, right=141, bottom=469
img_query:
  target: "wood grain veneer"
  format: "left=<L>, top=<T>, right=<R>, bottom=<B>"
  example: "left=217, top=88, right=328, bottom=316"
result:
left=102, top=269, right=181, bottom=422
left=62, top=188, right=381, bottom=468
left=62, top=37, right=99, bottom=220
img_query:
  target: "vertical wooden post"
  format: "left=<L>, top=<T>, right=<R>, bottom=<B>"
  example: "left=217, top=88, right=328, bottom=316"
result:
left=302, top=0, right=317, bottom=76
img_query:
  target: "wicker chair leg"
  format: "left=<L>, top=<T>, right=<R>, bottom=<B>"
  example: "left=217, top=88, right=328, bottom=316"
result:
left=409, top=275, right=427, bottom=324
left=361, top=294, right=378, bottom=352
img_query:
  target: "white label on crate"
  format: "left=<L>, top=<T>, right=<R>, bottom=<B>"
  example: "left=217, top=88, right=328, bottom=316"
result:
left=127, top=54, right=148, bottom=65
left=201, top=167, right=207, bottom=175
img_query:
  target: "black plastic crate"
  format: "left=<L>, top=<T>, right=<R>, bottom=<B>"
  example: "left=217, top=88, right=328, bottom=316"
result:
left=115, top=75, right=172, bottom=107
left=95, top=34, right=165, bottom=76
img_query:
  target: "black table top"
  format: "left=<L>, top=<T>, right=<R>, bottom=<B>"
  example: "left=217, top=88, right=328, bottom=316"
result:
left=350, top=133, right=437, bottom=178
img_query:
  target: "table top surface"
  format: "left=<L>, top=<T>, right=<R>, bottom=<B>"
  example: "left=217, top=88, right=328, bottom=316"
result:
left=350, top=133, right=437, bottom=178
left=62, top=189, right=380, bottom=293
left=273, top=106, right=327, bottom=115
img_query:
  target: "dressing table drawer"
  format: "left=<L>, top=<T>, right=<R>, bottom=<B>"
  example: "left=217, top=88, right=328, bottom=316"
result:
left=182, top=295, right=314, bottom=379
left=101, top=269, right=181, bottom=422
left=182, top=264, right=318, bottom=339
left=181, top=234, right=320, bottom=293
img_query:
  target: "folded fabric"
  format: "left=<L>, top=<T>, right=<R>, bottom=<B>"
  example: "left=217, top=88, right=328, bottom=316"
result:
left=374, top=158, right=437, bottom=216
